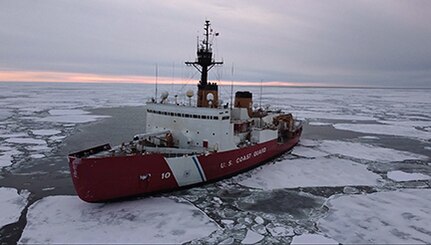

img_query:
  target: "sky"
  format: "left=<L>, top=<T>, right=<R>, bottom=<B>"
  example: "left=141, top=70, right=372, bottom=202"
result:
left=1, top=0, right=431, bottom=87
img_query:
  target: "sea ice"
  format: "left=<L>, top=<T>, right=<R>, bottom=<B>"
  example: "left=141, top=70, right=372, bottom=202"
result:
left=0, top=146, right=20, bottom=167
left=239, top=157, right=381, bottom=190
left=241, top=229, right=264, bottom=244
left=387, top=170, right=431, bottom=182
left=308, top=122, right=332, bottom=126
left=30, top=153, right=45, bottom=159
left=39, top=109, right=109, bottom=123
left=19, top=196, right=218, bottom=244
left=5, top=137, right=46, bottom=145
left=318, top=189, right=431, bottom=244
left=291, top=146, right=328, bottom=158
left=317, top=140, right=427, bottom=162
left=0, top=187, right=28, bottom=229
left=333, top=123, right=431, bottom=141
left=48, top=109, right=90, bottom=116
left=31, top=129, right=61, bottom=136
left=0, top=109, right=12, bottom=120
left=39, top=114, right=110, bottom=123
left=291, top=234, right=339, bottom=244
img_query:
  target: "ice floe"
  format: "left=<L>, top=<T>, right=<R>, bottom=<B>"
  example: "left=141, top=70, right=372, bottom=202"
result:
left=19, top=196, right=218, bottom=244
left=5, top=137, right=46, bottom=145
left=39, top=109, right=110, bottom=124
left=0, top=187, right=28, bottom=229
left=31, top=129, right=61, bottom=136
left=291, top=234, right=339, bottom=244
left=317, top=140, right=427, bottom=162
left=308, top=122, right=332, bottom=126
left=387, top=170, right=431, bottom=182
left=318, top=189, right=431, bottom=244
left=241, top=229, right=264, bottom=244
left=40, top=114, right=110, bottom=124
left=0, top=145, right=20, bottom=167
left=291, top=146, right=328, bottom=158
left=239, top=157, right=382, bottom=190
left=0, top=108, right=12, bottom=120
left=333, top=123, right=431, bottom=141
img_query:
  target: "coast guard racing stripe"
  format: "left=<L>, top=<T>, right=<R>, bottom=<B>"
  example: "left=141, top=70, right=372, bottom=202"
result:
left=165, top=155, right=207, bottom=186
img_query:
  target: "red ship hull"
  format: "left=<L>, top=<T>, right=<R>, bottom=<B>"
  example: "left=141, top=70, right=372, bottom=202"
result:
left=68, top=133, right=301, bottom=202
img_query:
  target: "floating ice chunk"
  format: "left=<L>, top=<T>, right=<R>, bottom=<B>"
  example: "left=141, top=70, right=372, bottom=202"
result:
left=0, top=146, right=20, bottom=167
left=39, top=114, right=110, bottom=123
left=291, top=234, right=339, bottom=244
left=378, top=120, right=431, bottom=128
left=27, top=144, right=51, bottom=152
left=38, top=109, right=109, bottom=123
left=359, top=136, right=379, bottom=139
left=318, top=140, right=427, bottom=162
left=318, top=189, right=431, bottom=244
left=387, top=170, right=431, bottom=182
left=19, top=196, right=218, bottom=244
left=299, top=139, right=320, bottom=147
left=31, top=129, right=61, bottom=136
left=241, top=229, right=264, bottom=244
left=0, top=132, right=28, bottom=138
left=239, top=157, right=381, bottom=189
left=6, top=138, right=46, bottom=145
left=49, top=135, right=66, bottom=141
left=291, top=146, right=328, bottom=158
left=266, top=224, right=294, bottom=237
left=0, top=109, right=12, bottom=120
left=295, top=111, right=374, bottom=121
left=0, top=188, right=28, bottom=229
left=48, top=109, right=90, bottom=116
left=333, top=123, right=431, bottom=141
left=254, top=216, right=264, bottom=224
left=219, top=237, right=235, bottom=244
left=308, top=122, right=332, bottom=126
left=30, top=153, right=45, bottom=159
left=221, top=219, right=234, bottom=225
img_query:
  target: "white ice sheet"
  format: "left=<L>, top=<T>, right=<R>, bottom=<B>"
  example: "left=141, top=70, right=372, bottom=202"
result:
left=387, top=170, right=431, bottom=182
left=334, top=123, right=431, bottom=141
left=31, top=129, right=61, bottom=136
left=317, top=140, right=426, bottom=162
left=0, top=188, right=28, bottom=229
left=19, top=196, right=218, bottom=244
left=239, top=157, right=382, bottom=190
left=318, top=189, right=431, bottom=244
left=291, top=234, right=339, bottom=244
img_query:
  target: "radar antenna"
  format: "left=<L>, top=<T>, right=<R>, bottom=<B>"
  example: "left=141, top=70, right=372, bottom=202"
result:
left=185, top=20, right=223, bottom=108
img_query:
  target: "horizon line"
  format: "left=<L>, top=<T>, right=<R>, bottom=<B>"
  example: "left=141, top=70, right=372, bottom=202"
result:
left=0, top=70, right=430, bottom=89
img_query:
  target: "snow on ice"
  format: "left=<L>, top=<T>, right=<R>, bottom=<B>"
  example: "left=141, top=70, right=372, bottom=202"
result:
left=333, top=123, right=431, bottom=141
left=5, top=138, right=46, bottom=145
left=0, top=146, right=20, bottom=167
left=239, top=157, right=382, bottom=190
left=19, top=196, right=218, bottom=244
left=291, top=146, right=328, bottom=158
left=241, top=229, right=264, bottom=244
left=317, top=140, right=427, bottom=162
left=31, top=129, right=61, bottom=136
left=291, top=234, right=339, bottom=244
left=0, top=187, right=28, bottom=229
left=318, top=189, right=431, bottom=244
left=387, top=170, right=431, bottom=182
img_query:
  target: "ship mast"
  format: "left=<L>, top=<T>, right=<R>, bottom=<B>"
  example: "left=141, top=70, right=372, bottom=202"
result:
left=185, top=20, right=223, bottom=108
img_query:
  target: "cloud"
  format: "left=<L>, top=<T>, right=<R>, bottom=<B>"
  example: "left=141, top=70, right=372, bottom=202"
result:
left=0, top=0, right=430, bottom=87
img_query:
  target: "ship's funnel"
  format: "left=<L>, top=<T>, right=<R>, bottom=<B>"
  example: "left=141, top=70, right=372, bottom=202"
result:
left=234, top=91, right=253, bottom=117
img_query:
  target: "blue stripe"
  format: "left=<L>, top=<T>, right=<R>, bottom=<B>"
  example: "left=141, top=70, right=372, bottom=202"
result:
left=192, top=157, right=206, bottom=182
